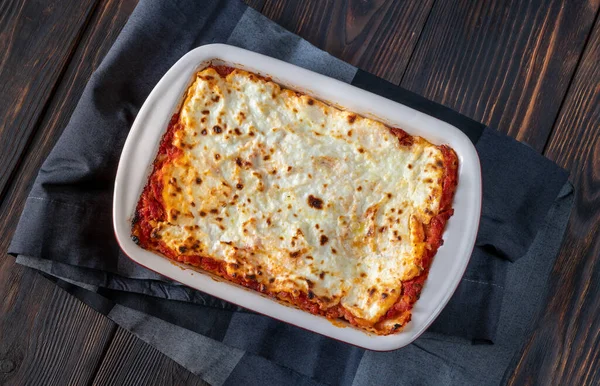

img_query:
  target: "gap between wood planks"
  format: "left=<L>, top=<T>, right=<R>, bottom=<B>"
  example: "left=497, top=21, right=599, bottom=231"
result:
left=539, top=7, right=600, bottom=155
left=0, top=0, right=102, bottom=206
left=0, top=0, right=135, bottom=384
left=1, top=0, right=598, bottom=383
left=508, top=7, right=600, bottom=385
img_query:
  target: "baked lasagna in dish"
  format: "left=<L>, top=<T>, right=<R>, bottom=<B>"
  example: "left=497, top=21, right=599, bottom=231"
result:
left=131, top=66, right=458, bottom=335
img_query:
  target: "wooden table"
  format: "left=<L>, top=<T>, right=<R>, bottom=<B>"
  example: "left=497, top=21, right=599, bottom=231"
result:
left=0, top=0, right=598, bottom=384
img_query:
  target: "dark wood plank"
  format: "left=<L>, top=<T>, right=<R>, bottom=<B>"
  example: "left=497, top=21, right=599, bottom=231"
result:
left=93, top=327, right=208, bottom=386
left=400, top=0, right=599, bottom=152
left=261, top=0, right=435, bottom=83
left=509, top=13, right=600, bottom=386
left=0, top=273, right=116, bottom=386
left=0, top=0, right=100, bottom=202
left=243, top=0, right=266, bottom=12
left=0, top=1, right=595, bottom=385
left=0, top=0, right=139, bottom=259
left=0, top=0, right=138, bottom=384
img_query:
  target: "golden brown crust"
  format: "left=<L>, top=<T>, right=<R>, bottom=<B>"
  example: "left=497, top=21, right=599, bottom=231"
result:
left=131, top=67, right=459, bottom=335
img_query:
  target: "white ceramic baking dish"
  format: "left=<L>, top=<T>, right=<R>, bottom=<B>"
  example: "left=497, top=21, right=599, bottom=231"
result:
left=113, top=43, right=481, bottom=351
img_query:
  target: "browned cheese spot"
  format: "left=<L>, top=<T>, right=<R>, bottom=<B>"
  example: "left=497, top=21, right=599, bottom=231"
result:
left=347, top=114, right=356, bottom=124
left=213, top=125, right=223, bottom=134
left=320, top=235, right=329, bottom=246
left=308, top=195, right=324, bottom=209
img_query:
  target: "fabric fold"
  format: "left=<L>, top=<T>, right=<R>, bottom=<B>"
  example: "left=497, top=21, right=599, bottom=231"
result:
left=18, top=180, right=574, bottom=386
left=9, top=0, right=569, bottom=345
left=7, top=0, right=574, bottom=384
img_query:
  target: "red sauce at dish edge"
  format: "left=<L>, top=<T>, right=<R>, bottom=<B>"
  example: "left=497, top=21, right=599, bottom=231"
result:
left=378, top=143, right=458, bottom=328
left=131, top=72, right=460, bottom=334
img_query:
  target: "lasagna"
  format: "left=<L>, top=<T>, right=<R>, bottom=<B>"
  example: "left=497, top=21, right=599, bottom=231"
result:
left=132, top=66, right=458, bottom=335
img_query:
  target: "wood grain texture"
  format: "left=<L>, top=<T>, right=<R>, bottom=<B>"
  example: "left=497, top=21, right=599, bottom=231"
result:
left=0, top=0, right=137, bottom=384
left=0, top=0, right=100, bottom=203
left=0, top=274, right=116, bottom=386
left=261, top=0, right=435, bottom=83
left=401, top=0, right=600, bottom=152
left=509, top=13, right=600, bottom=386
left=93, top=328, right=208, bottom=386
left=0, top=0, right=139, bottom=256
left=0, top=0, right=598, bottom=384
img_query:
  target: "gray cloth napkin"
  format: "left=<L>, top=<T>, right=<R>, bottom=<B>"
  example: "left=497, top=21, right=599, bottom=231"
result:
left=9, top=0, right=573, bottom=385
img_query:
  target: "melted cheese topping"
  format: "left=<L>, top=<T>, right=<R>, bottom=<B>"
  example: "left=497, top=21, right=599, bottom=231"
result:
left=154, top=68, right=445, bottom=324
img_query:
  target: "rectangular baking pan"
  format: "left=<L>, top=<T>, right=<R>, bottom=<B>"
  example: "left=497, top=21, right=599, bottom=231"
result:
left=113, top=44, right=481, bottom=351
